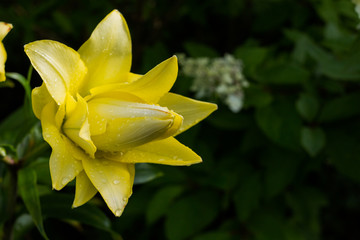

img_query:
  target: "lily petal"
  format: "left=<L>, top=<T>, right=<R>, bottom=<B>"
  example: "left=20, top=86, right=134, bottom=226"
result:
left=0, top=22, right=12, bottom=82
left=120, top=56, right=178, bottom=103
left=115, top=137, right=202, bottom=166
left=25, top=40, right=87, bottom=105
left=88, top=97, right=183, bottom=151
left=0, top=22, right=12, bottom=41
left=78, top=9, right=132, bottom=95
left=41, top=102, right=84, bottom=190
left=82, top=156, right=135, bottom=216
left=73, top=170, right=98, bottom=208
left=32, top=83, right=53, bottom=119
left=0, top=42, right=7, bottom=82
left=63, top=95, right=97, bottom=157
left=158, top=93, right=218, bottom=135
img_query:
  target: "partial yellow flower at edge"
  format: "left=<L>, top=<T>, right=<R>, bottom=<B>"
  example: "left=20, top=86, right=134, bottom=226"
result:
left=25, top=9, right=217, bottom=217
left=0, top=22, right=13, bottom=82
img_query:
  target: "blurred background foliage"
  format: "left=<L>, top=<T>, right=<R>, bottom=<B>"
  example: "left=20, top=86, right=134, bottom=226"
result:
left=1, top=0, right=360, bottom=239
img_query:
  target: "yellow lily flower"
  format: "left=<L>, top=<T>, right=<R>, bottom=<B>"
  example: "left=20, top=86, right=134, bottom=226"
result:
left=0, top=22, right=13, bottom=82
left=25, top=9, right=217, bottom=216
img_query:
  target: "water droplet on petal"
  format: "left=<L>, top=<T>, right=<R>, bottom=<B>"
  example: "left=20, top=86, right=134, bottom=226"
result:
left=115, top=209, right=123, bottom=217
left=61, top=177, right=70, bottom=185
left=113, top=180, right=120, bottom=185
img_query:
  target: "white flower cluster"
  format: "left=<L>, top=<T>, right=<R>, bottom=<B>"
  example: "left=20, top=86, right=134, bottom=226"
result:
left=178, top=54, right=248, bottom=113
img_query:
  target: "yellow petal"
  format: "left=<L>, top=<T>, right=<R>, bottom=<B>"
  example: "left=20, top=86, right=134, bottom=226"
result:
left=24, top=40, right=87, bottom=105
left=81, top=156, right=135, bottom=216
left=0, top=42, right=7, bottom=82
left=63, top=95, right=97, bottom=157
left=78, top=10, right=132, bottom=95
left=0, top=22, right=11, bottom=82
left=41, top=102, right=84, bottom=190
left=115, top=137, right=202, bottom=166
left=73, top=170, right=98, bottom=208
left=0, top=22, right=12, bottom=41
left=84, top=72, right=143, bottom=100
left=158, top=93, right=217, bottom=135
left=31, top=83, right=52, bottom=119
left=88, top=97, right=183, bottom=151
left=119, top=56, right=178, bottom=103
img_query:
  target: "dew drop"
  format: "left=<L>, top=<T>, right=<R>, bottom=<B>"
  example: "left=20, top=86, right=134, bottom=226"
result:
left=115, top=209, right=123, bottom=217
left=113, top=180, right=120, bottom=185
left=61, top=177, right=70, bottom=185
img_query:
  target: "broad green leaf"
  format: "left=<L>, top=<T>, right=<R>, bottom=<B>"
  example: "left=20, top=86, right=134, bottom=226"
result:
left=248, top=210, right=286, bottom=240
left=183, top=41, right=219, bottom=58
left=134, top=163, right=163, bottom=185
left=146, top=185, right=184, bottom=224
left=244, top=85, right=273, bottom=108
left=262, top=149, right=301, bottom=198
left=41, top=193, right=112, bottom=231
left=326, top=124, right=360, bottom=182
left=193, top=231, right=233, bottom=240
left=233, top=173, right=261, bottom=221
left=286, top=187, right=327, bottom=235
left=165, top=190, right=220, bottom=240
left=319, top=92, right=360, bottom=122
left=296, top=93, right=319, bottom=122
left=0, top=105, right=37, bottom=148
left=256, top=63, right=310, bottom=85
left=285, top=30, right=360, bottom=80
left=256, top=100, right=302, bottom=151
left=234, top=46, right=268, bottom=77
left=17, top=167, right=48, bottom=239
left=207, top=107, right=252, bottom=130
left=28, top=157, right=51, bottom=185
left=300, top=127, right=326, bottom=157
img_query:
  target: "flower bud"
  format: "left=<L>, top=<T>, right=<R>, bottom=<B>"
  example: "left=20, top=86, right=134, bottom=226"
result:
left=87, top=97, right=183, bottom=152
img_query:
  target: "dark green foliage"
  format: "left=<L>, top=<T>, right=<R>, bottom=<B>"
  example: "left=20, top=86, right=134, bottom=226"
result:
left=1, top=0, right=360, bottom=239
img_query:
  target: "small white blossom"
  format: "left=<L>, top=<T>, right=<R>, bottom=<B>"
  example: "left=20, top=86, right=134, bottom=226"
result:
left=178, top=54, right=248, bottom=113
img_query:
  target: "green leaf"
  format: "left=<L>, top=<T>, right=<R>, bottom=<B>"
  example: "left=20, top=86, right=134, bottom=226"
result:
left=248, top=210, right=287, bottom=240
left=40, top=193, right=112, bottom=232
left=234, top=46, right=268, bottom=77
left=18, top=167, right=48, bottom=240
left=28, top=157, right=51, bottom=185
left=193, top=231, right=233, bottom=240
left=300, top=127, right=326, bottom=157
left=5, top=72, right=31, bottom=104
left=263, top=149, right=301, bottom=198
left=296, top=93, right=319, bottom=122
left=233, top=173, right=262, bottom=221
left=207, top=107, right=252, bottom=130
left=134, top=163, right=163, bottom=185
left=256, top=100, right=302, bottom=151
left=165, top=190, right=221, bottom=240
left=146, top=185, right=184, bottom=224
left=319, top=92, right=360, bottom=122
left=326, top=124, right=360, bottom=182
left=286, top=187, right=327, bottom=235
left=0, top=105, right=37, bottom=148
left=183, top=41, right=219, bottom=58
left=244, top=85, right=273, bottom=108
left=256, top=63, right=310, bottom=85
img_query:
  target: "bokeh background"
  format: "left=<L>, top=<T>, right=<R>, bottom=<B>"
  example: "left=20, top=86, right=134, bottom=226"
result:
left=1, top=0, right=360, bottom=239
